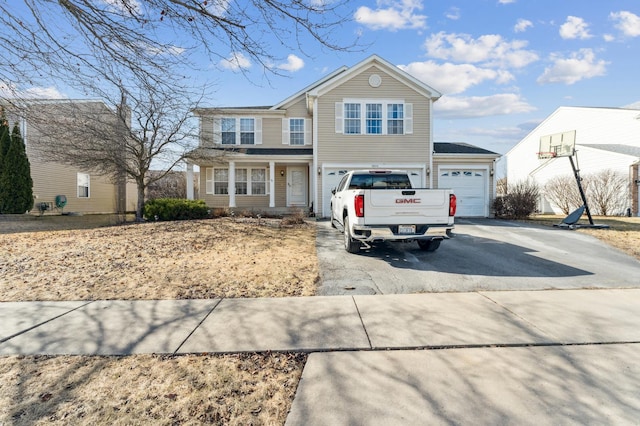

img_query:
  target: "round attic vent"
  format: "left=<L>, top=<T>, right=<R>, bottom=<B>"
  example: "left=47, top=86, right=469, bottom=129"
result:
left=368, top=74, right=382, bottom=88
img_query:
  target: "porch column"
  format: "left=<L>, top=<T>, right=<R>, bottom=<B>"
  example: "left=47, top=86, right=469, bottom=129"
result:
left=269, top=161, right=275, bottom=208
left=308, top=161, right=313, bottom=210
left=186, top=163, right=194, bottom=200
left=228, top=161, right=236, bottom=208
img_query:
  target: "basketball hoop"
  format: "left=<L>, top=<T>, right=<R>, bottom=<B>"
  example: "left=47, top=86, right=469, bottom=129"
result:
left=537, top=152, right=557, bottom=160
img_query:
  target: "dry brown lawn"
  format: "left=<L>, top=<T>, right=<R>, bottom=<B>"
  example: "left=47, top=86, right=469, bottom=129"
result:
left=0, top=216, right=317, bottom=425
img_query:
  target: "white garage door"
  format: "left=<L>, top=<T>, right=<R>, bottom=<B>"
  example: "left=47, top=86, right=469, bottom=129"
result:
left=322, top=167, right=424, bottom=217
left=439, top=169, right=487, bottom=217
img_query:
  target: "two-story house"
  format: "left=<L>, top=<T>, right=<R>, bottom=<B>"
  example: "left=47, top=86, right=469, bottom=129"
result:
left=187, top=55, right=499, bottom=218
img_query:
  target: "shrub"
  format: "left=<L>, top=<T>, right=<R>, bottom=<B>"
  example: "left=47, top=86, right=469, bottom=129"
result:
left=493, top=179, right=540, bottom=219
left=143, top=198, right=210, bottom=221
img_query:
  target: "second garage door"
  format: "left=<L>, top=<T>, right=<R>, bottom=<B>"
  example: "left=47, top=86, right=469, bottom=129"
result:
left=439, top=169, right=488, bottom=217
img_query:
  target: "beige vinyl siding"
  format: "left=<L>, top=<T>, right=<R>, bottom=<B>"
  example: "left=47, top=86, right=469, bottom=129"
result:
left=315, top=65, right=433, bottom=214
left=29, top=155, right=117, bottom=214
left=283, top=98, right=309, bottom=118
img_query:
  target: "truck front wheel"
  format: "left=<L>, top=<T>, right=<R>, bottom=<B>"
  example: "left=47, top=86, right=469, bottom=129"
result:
left=343, top=216, right=361, bottom=253
left=418, top=239, right=441, bottom=252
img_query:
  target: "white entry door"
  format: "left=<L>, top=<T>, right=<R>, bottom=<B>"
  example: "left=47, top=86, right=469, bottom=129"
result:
left=287, top=167, right=307, bottom=206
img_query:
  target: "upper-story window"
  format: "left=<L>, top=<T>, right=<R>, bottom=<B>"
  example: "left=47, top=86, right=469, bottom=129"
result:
left=336, top=100, right=413, bottom=135
left=214, top=117, right=262, bottom=145
left=282, top=118, right=311, bottom=145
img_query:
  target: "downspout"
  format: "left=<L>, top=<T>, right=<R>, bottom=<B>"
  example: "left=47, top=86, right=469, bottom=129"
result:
left=311, top=95, right=319, bottom=217
left=429, top=97, right=435, bottom=189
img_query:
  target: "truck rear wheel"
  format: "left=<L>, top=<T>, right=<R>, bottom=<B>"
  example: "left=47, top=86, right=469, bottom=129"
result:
left=343, top=216, right=361, bottom=253
left=418, top=239, right=441, bottom=252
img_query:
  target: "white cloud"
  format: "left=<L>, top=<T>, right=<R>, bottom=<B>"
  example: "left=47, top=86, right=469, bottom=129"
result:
left=445, top=7, right=460, bottom=21
left=220, top=52, right=252, bottom=71
left=0, top=82, right=66, bottom=99
left=603, top=34, right=615, bottom=42
left=559, top=16, right=592, bottom=40
left=498, top=0, right=516, bottom=4
left=434, top=93, right=535, bottom=118
left=424, top=32, right=538, bottom=68
left=277, top=54, right=305, bottom=72
left=399, top=60, right=513, bottom=95
left=610, top=11, right=640, bottom=37
left=355, top=0, right=427, bottom=31
left=537, top=48, right=607, bottom=85
left=514, top=19, right=533, bottom=33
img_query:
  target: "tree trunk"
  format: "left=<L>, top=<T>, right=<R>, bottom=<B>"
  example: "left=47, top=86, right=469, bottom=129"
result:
left=136, top=182, right=146, bottom=221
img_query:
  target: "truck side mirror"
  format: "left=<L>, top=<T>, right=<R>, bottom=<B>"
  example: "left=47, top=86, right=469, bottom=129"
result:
left=331, top=188, right=336, bottom=195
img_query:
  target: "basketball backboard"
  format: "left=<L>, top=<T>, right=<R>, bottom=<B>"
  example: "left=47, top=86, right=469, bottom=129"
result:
left=538, top=130, right=576, bottom=159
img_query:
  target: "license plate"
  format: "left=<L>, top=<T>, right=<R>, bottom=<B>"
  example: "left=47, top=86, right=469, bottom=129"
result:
left=398, top=225, right=416, bottom=234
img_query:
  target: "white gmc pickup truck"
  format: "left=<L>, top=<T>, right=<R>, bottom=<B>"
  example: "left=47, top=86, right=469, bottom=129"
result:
left=330, top=170, right=456, bottom=253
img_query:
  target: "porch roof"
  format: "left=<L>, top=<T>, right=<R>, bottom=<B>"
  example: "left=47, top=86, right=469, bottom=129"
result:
left=186, top=147, right=313, bottom=163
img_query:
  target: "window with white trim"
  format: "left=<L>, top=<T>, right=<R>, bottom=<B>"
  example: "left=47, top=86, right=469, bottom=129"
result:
left=205, top=167, right=267, bottom=195
left=240, top=118, right=254, bottom=145
left=77, top=173, right=90, bottom=198
left=366, top=103, right=382, bottom=134
left=387, top=103, right=404, bottom=134
left=221, top=118, right=236, bottom=144
left=336, top=100, right=412, bottom=135
left=289, top=118, right=305, bottom=145
left=214, top=117, right=262, bottom=145
left=344, top=103, right=361, bottom=134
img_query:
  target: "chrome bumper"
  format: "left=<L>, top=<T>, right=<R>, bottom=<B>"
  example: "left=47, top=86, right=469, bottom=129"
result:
left=351, top=224, right=453, bottom=242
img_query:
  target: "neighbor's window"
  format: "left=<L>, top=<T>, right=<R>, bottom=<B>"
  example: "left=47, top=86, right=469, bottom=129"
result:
left=387, top=103, right=404, bottom=134
left=240, top=118, right=255, bottom=145
left=221, top=118, right=236, bottom=145
left=289, top=118, right=305, bottom=145
left=366, top=103, right=382, bottom=134
left=344, top=103, right=361, bottom=134
left=77, top=173, right=90, bottom=198
left=214, top=168, right=229, bottom=194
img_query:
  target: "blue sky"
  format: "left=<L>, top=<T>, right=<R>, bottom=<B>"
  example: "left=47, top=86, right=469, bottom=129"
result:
left=202, top=0, right=640, bottom=155
left=10, top=0, right=640, bottom=155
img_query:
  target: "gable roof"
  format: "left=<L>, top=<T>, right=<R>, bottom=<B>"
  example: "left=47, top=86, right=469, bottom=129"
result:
left=434, top=142, right=500, bottom=156
left=306, top=55, right=442, bottom=101
left=271, top=65, right=349, bottom=110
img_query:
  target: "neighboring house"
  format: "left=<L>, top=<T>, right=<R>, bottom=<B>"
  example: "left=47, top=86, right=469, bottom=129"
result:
left=187, top=55, right=500, bottom=218
left=4, top=100, right=127, bottom=215
left=505, top=106, right=640, bottom=215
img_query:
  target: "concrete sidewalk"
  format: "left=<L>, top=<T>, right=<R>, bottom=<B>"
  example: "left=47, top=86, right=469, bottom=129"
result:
left=2, top=289, right=640, bottom=423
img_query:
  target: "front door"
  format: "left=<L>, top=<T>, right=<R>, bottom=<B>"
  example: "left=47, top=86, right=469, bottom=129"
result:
left=287, top=167, right=307, bottom=206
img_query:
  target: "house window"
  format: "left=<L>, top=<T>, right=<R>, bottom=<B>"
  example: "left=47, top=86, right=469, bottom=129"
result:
left=251, top=169, right=266, bottom=195
left=338, top=100, right=411, bottom=135
left=344, top=103, right=361, bottom=134
left=290, top=118, right=305, bottom=145
left=77, top=173, right=90, bottom=198
left=214, top=168, right=229, bottom=194
left=366, top=104, right=382, bottom=134
left=235, top=169, right=248, bottom=194
left=387, top=103, right=404, bottom=134
left=240, top=118, right=255, bottom=145
left=221, top=118, right=236, bottom=145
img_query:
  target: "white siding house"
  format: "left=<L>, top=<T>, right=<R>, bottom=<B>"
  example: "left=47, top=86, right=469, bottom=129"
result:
left=505, top=107, right=640, bottom=215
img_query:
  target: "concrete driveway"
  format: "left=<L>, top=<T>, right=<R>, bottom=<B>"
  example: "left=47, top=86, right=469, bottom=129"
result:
left=316, top=218, right=640, bottom=295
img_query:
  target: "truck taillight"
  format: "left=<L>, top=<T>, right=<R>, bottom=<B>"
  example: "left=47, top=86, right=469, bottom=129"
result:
left=355, top=194, right=365, bottom=217
left=449, top=194, right=457, bottom=217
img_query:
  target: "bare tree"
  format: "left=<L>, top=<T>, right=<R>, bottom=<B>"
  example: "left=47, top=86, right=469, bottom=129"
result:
left=586, top=169, right=628, bottom=216
left=0, top=1, right=356, bottom=100
left=543, top=174, right=587, bottom=215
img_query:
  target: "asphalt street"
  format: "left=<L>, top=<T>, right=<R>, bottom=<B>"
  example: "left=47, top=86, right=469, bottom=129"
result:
left=316, top=218, right=640, bottom=295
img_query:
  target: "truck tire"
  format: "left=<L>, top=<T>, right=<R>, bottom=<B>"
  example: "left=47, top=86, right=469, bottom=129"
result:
left=343, top=216, right=361, bottom=253
left=418, top=239, right=441, bottom=252
left=330, top=206, right=336, bottom=228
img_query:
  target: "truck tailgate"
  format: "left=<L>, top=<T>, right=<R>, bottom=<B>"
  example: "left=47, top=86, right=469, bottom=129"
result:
left=364, top=189, right=451, bottom=225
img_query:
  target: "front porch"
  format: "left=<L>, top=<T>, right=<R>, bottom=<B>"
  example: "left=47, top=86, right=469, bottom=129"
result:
left=186, top=159, right=316, bottom=215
